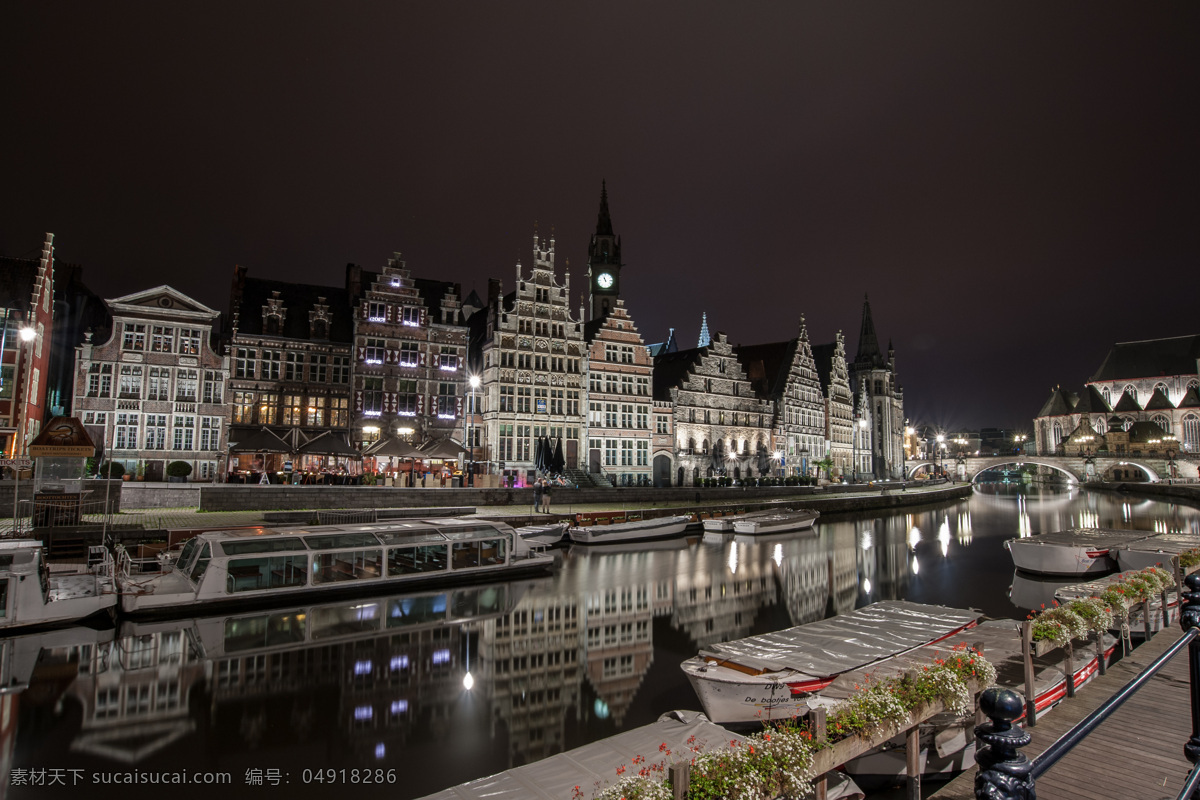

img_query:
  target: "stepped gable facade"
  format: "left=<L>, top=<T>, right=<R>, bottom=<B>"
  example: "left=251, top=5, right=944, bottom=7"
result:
left=811, top=333, right=856, bottom=479
left=347, top=254, right=470, bottom=450
left=655, top=330, right=773, bottom=487
left=227, top=266, right=354, bottom=455
left=75, top=285, right=229, bottom=481
left=478, top=233, right=587, bottom=483
left=1035, top=334, right=1200, bottom=455
left=734, top=316, right=827, bottom=478
left=584, top=299, right=654, bottom=485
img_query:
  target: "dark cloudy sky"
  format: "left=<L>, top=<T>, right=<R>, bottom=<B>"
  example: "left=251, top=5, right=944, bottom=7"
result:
left=4, top=2, right=1197, bottom=431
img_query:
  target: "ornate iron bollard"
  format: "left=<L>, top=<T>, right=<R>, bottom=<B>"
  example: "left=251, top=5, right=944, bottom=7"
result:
left=1181, top=573, right=1200, bottom=765
left=974, top=687, right=1035, bottom=800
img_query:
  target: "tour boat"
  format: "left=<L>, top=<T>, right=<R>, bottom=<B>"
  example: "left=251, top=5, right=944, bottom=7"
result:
left=680, top=600, right=982, bottom=724
left=0, top=539, right=117, bottom=630
left=117, top=518, right=555, bottom=617
left=731, top=509, right=820, bottom=535
left=1114, top=531, right=1200, bottom=572
left=568, top=514, right=693, bottom=545
left=701, top=509, right=778, bottom=532
left=1005, top=528, right=1154, bottom=576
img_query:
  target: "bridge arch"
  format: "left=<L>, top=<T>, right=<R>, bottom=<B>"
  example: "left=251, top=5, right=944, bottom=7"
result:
left=967, top=459, right=1081, bottom=485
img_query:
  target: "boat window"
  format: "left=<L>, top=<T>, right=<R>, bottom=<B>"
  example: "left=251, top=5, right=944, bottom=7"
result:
left=176, top=538, right=200, bottom=572
left=312, top=550, right=384, bottom=584
left=303, top=533, right=383, bottom=550
left=226, top=555, right=309, bottom=593
left=310, top=602, right=382, bottom=639
left=451, top=538, right=506, bottom=570
left=451, top=585, right=506, bottom=617
left=222, top=539, right=305, bottom=556
left=190, top=543, right=212, bottom=583
left=387, top=544, right=448, bottom=576
left=0, top=579, right=7, bottom=618
left=374, top=529, right=444, bottom=546
left=386, top=593, right=448, bottom=627
left=224, top=612, right=307, bottom=652
left=437, top=524, right=500, bottom=540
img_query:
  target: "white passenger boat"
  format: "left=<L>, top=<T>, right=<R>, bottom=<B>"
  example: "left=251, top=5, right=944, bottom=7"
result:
left=731, top=509, right=819, bottom=535
left=1114, top=532, right=1200, bottom=572
left=1005, top=528, right=1153, bottom=576
left=702, top=509, right=779, bottom=532
left=117, top=518, right=555, bottom=617
left=568, top=514, right=692, bottom=545
left=0, top=540, right=116, bottom=630
left=515, top=521, right=569, bottom=546
left=680, top=600, right=981, bottom=724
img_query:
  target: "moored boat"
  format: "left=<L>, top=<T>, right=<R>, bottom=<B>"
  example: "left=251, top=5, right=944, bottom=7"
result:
left=1114, top=531, right=1200, bottom=572
left=731, top=509, right=819, bottom=535
left=568, top=514, right=692, bottom=545
left=680, top=600, right=981, bottom=724
left=0, top=540, right=117, bottom=631
left=515, top=521, right=569, bottom=546
left=1005, top=527, right=1153, bottom=576
left=702, top=508, right=782, bottom=533
left=117, top=518, right=555, bottom=618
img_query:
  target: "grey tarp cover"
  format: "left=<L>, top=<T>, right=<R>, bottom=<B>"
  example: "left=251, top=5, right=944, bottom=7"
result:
left=418, top=710, right=863, bottom=800
left=1116, top=531, right=1200, bottom=558
left=1012, top=528, right=1154, bottom=549
left=698, top=600, right=980, bottom=676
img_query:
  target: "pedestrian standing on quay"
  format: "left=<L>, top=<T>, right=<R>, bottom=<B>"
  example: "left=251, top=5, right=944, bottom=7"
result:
left=533, top=478, right=543, bottom=513
left=541, top=478, right=551, bottom=514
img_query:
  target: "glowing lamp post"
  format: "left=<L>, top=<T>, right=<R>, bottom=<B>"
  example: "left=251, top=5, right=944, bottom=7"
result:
left=466, top=375, right=481, bottom=487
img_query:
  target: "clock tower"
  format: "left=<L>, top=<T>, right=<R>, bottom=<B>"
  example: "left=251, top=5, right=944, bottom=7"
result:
left=587, top=181, right=622, bottom=321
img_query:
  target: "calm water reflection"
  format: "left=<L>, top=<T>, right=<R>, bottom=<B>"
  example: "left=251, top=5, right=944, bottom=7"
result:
left=7, top=486, right=1200, bottom=799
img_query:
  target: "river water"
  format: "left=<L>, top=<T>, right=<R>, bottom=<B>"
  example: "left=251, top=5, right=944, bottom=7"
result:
left=7, top=485, right=1200, bottom=799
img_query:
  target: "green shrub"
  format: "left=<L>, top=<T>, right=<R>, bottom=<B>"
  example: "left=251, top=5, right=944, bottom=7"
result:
left=166, top=461, right=193, bottom=478
left=98, top=461, right=125, bottom=479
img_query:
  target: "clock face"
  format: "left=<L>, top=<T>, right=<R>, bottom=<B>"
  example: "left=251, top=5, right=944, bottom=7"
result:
left=597, top=272, right=614, bottom=289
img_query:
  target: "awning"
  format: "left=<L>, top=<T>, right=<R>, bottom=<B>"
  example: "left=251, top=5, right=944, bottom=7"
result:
left=420, top=437, right=467, bottom=459
left=228, top=427, right=292, bottom=454
left=296, top=431, right=361, bottom=457
left=366, top=437, right=423, bottom=458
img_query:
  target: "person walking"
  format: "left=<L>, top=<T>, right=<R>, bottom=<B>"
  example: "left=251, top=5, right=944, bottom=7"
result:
left=541, top=478, right=551, bottom=514
left=533, top=478, right=543, bottom=514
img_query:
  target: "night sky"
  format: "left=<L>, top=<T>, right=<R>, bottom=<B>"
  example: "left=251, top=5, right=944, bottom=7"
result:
left=4, top=3, right=1197, bottom=431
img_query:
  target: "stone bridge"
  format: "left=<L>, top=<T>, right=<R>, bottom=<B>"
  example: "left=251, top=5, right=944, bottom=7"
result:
left=905, top=454, right=1200, bottom=485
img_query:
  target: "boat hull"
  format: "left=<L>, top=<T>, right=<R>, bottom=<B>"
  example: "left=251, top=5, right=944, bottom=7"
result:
left=732, top=512, right=819, bottom=534
left=568, top=517, right=691, bottom=544
left=681, top=659, right=810, bottom=723
left=1008, top=540, right=1116, bottom=576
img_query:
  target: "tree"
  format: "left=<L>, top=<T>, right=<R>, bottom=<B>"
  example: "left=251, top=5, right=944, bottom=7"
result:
left=816, top=456, right=835, bottom=482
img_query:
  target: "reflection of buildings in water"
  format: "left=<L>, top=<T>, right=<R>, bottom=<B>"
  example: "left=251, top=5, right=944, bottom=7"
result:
left=672, top=540, right=778, bottom=648
left=853, top=516, right=912, bottom=603
left=65, top=628, right=202, bottom=762
left=778, top=531, right=850, bottom=626
left=476, top=582, right=582, bottom=765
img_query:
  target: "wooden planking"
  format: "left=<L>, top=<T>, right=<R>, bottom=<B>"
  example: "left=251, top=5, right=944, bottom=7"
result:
left=931, top=625, right=1195, bottom=800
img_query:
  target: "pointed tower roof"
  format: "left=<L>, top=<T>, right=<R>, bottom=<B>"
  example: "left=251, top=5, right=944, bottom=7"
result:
left=1072, top=385, right=1111, bottom=415
left=854, top=294, right=884, bottom=367
left=1037, top=386, right=1076, bottom=418
left=697, top=312, right=711, bottom=348
left=1144, top=388, right=1176, bottom=411
left=595, top=180, right=614, bottom=237
left=1113, top=390, right=1142, bottom=412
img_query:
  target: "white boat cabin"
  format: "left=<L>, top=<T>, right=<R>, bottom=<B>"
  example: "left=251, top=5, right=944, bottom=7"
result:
left=120, top=519, right=549, bottom=615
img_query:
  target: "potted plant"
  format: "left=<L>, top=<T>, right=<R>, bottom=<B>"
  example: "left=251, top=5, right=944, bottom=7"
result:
left=166, top=461, right=193, bottom=483
left=98, top=461, right=125, bottom=480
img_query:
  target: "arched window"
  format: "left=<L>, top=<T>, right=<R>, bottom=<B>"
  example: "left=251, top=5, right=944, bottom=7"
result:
left=1052, top=421, right=1063, bottom=448
left=1154, top=381, right=1169, bottom=398
left=1183, top=414, right=1199, bottom=452
left=1123, top=385, right=1138, bottom=405
left=1151, top=415, right=1172, bottom=436
left=1122, top=416, right=1134, bottom=431
left=702, top=439, right=709, bottom=455
left=1101, top=386, right=1111, bottom=406
left=1094, top=416, right=1107, bottom=434
left=687, top=437, right=696, bottom=453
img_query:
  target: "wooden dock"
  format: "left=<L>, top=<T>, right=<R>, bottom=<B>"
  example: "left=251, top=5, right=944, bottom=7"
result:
left=931, top=626, right=1195, bottom=800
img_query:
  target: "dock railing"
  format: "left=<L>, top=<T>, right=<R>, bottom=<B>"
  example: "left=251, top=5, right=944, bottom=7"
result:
left=975, top=569, right=1200, bottom=800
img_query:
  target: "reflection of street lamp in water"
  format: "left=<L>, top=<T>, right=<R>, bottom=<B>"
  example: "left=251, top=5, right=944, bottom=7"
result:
left=462, top=630, right=474, bottom=691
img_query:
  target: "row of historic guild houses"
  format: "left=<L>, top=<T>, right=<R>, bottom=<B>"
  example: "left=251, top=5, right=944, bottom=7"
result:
left=6, top=185, right=907, bottom=486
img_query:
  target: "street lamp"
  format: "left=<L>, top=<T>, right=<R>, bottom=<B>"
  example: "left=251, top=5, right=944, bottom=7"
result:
left=936, top=434, right=945, bottom=477
left=466, top=374, right=481, bottom=487
left=1013, top=433, right=1027, bottom=455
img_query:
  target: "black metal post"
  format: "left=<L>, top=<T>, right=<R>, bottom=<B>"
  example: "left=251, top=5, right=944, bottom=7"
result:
left=1182, top=573, right=1200, bottom=764
left=974, top=688, right=1034, bottom=800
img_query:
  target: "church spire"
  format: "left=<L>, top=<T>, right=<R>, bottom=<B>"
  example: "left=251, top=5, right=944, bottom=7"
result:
left=595, top=179, right=614, bottom=237
left=855, top=293, right=882, bottom=366
left=698, top=312, right=711, bottom=348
